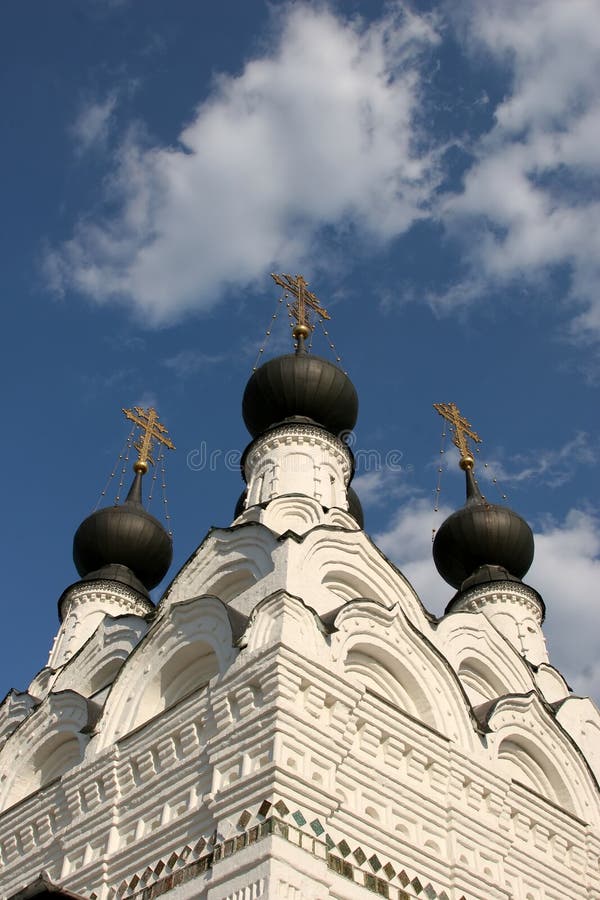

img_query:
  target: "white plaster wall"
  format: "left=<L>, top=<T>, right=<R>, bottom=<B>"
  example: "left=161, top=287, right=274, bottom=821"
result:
left=0, top=594, right=599, bottom=900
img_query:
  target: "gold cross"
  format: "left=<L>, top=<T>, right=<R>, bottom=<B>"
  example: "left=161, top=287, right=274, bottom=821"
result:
left=433, top=402, right=482, bottom=470
left=271, top=272, right=330, bottom=339
left=122, top=406, right=175, bottom=474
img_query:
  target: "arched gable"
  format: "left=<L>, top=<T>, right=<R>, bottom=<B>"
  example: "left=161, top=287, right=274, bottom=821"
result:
left=0, top=691, right=88, bottom=811
left=162, top=524, right=277, bottom=607
left=94, top=595, right=237, bottom=752
left=485, top=693, right=600, bottom=825
left=458, top=657, right=507, bottom=706
left=344, top=643, right=428, bottom=720
left=555, top=696, right=600, bottom=786
left=27, top=668, right=56, bottom=702
left=298, top=529, right=430, bottom=626
left=260, top=495, right=325, bottom=535
left=327, top=508, right=360, bottom=529
left=533, top=663, right=570, bottom=704
left=242, top=590, right=329, bottom=663
left=0, top=690, right=38, bottom=747
left=435, top=612, right=536, bottom=705
left=51, top=615, right=148, bottom=698
left=330, top=600, right=477, bottom=750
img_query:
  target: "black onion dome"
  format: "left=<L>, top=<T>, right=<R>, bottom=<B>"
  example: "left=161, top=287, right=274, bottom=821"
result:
left=433, top=468, right=534, bottom=590
left=242, top=352, right=358, bottom=438
left=73, top=473, right=172, bottom=591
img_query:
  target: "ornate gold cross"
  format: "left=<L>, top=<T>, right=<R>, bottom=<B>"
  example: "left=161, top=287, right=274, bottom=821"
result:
left=122, top=406, right=175, bottom=474
left=271, top=272, right=330, bottom=339
left=433, top=402, right=482, bottom=470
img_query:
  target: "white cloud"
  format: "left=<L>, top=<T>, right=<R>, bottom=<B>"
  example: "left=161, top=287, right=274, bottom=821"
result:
left=45, top=3, right=440, bottom=324
left=133, top=390, right=158, bottom=410
left=530, top=509, right=600, bottom=701
left=477, top=431, right=596, bottom=489
left=162, top=349, right=228, bottom=378
left=352, top=468, right=415, bottom=507
left=375, top=499, right=600, bottom=703
left=70, top=94, right=118, bottom=154
left=375, top=496, right=453, bottom=614
left=353, top=470, right=394, bottom=507
left=442, top=0, right=600, bottom=336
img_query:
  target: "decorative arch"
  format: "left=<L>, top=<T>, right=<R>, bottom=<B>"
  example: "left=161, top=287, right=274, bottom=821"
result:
left=163, top=525, right=276, bottom=607
left=344, top=643, right=428, bottom=723
left=34, top=732, right=84, bottom=787
left=497, top=735, right=561, bottom=800
left=51, top=615, right=148, bottom=698
left=486, top=693, right=600, bottom=824
left=435, top=613, right=535, bottom=705
left=0, top=690, right=38, bottom=747
left=205, top=565, right=258, bottom=603
left=458, top=657, right=510, bottom=706
left=322, top=569, right=382, bottom=604
left=94, top=595, right=237, bottom=751
left=299, top=530, right=429, bottom=626
left=327, top=508, right=360, bottom=529
left=0, top=691, right=88, bottom=811
left=533, top=663, right=570, bottom=704
left=331, top=600, right=476, bottom=750
left=89, top=657, right=127, bottom=695
left=261, top=495, right=323, bottom=536
left=243, top=591, right=329, bottom=663
left=132, top=639, right=219, bottom=726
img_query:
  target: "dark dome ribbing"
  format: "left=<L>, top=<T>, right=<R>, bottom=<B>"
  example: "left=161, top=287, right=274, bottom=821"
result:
left=433, top=468, right=534, bottom=590
left=242, top=353, right=358, bottom=438
left=73, top=472, right=172, bottom=591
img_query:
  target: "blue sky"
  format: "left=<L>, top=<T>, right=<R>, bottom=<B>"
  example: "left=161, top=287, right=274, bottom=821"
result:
left=2, top=0, right=600, bottom=702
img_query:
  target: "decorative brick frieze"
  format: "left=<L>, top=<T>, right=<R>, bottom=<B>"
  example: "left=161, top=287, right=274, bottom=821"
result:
left=113, top=796, right=460, bottom=900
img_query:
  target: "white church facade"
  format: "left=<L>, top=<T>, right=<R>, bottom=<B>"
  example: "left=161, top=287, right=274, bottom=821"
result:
left=0, top=283, right=599, bottom=899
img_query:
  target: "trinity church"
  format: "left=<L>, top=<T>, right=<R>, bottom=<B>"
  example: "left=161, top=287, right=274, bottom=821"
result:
left=1, top=275, right=599, bottom=899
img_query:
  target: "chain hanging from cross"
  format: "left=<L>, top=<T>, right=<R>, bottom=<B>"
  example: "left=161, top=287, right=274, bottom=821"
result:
left=122, top=407, right=175, bottom=474
left=271, top=273, right=330, bottom=343
left=433, top=402, right=482, bottom=470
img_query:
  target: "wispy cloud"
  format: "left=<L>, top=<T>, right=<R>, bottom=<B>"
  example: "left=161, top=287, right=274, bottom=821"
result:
left=435, top=431, right=596, bottom=491
left=132, top=390, right=158, bottom=410
left=479, top=432, right=596, bottom=489
left=352, top=468, right=417, bottom=508
left=70, top=93, right=118, bottom=155
left=81, top=366, right=134, bottom=396
left=162, top=350, right=229, bottom=378
left=103, top=333, right=146, bottom=352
